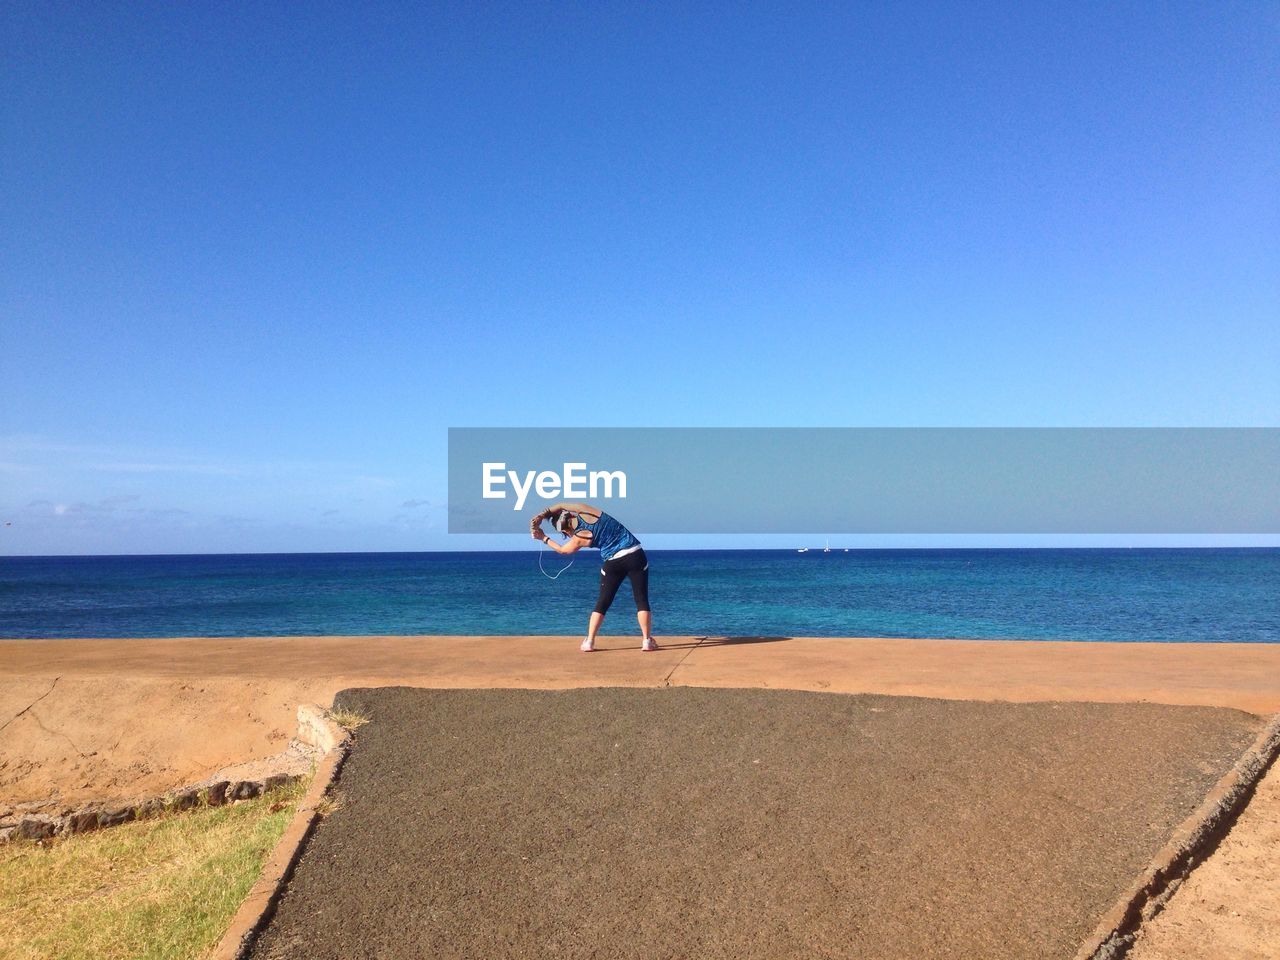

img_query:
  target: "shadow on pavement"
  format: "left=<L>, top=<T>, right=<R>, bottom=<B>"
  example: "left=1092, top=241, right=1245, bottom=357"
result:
left=658, top=635, right=791, bottom=650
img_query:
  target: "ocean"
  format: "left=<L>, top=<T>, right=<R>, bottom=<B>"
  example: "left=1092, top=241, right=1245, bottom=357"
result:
left=1, top=548, right=1276, bottom=642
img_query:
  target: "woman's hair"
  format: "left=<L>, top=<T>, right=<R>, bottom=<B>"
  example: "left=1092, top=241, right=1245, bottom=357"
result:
left=554, top=510, right=576, bottom=536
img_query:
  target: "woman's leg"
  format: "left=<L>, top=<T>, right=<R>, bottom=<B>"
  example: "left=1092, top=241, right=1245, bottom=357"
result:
left=585, top=611, right=605, bottom=645
left=585, top=560, right=626, bottom=649
left=626, top=551, right=655, bottom=648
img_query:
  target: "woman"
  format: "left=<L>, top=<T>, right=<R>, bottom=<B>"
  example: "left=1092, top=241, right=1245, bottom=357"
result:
left=530, top=502, right=657, bottom=653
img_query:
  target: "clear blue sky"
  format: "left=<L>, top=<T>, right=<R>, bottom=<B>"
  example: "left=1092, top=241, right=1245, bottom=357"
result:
left=2, top=2, right=1276, bottom=554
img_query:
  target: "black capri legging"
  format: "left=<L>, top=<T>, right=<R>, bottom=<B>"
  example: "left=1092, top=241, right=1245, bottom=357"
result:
left=593, top=548, right=650, bottom=615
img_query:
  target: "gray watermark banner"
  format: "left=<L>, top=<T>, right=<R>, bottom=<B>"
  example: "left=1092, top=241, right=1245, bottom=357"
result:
left=448, top=428, right=1280, bottom=534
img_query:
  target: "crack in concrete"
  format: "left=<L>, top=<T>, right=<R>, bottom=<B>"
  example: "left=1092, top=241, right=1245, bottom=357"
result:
left=663, top=637, right=706, bottom=686
left=27, top=709, right=90, bottom=758
left=0, top=676, right=60, bottom=734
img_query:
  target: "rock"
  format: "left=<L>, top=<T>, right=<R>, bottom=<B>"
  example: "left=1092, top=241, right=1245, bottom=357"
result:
left=297, top=703, right=346, bottom=753
left=263, top=773, right=292, bottom=793
left=227, top=780, right=261, bottom=801
left=69, top=810, right=99, bottom=834
left=168, top=787, right=201, bottom=812
left=15, top=816, right=57, bottom=841
left=97, top=806, right=132, bottom=829
left=204, top=781, right=230, bottom=807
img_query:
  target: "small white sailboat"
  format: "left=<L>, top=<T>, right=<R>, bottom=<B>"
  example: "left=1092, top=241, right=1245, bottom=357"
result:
left=823, top=539, right=831, bottom=554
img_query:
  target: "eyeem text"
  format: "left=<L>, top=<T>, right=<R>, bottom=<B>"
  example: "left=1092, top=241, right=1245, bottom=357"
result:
left=482, top=462, right=628, bottom=510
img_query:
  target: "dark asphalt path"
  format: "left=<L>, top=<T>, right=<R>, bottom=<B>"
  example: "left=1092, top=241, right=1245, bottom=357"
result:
left=251, top=688, right=1261, bottom=960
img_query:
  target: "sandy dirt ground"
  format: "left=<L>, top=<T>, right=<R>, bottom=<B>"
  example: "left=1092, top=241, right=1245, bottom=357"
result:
left=1130, top=758, right=1280, bottom=960
left=5, top=633, right=1280, bottom=809
left=0, top=676, right=337, bottom=809
left=252, top=687, right=1261, bottom=960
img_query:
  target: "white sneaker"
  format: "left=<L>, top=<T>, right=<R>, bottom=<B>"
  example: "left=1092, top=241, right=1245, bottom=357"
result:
left=641, top=637, right=658, bottom=652
left=580, top=637, right=595, bottom=653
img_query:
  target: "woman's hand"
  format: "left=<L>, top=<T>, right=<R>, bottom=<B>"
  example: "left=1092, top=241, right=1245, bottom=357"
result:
left=530, top=513, right=550, bottom=541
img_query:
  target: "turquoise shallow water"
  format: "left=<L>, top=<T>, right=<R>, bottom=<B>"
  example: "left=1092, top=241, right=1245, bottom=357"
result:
left=0, top=549, right=1276, bottom=642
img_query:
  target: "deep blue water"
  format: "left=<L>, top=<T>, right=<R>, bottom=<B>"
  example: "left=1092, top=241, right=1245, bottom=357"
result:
left=0, top=549, right=1276, bottom=642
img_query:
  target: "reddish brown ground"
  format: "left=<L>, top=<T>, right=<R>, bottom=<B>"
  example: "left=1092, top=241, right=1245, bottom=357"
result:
left=1129, top=759, right=1280, bottom=960
left=4, top=634, right=1280, bottom=807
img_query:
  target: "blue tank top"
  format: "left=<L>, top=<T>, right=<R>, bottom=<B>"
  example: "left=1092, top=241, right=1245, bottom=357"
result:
left=576, top=511, right=639, bottom=561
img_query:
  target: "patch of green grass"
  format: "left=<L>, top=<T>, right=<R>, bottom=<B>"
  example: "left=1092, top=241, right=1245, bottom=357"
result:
left=0, top=779, right=305, bottom=960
